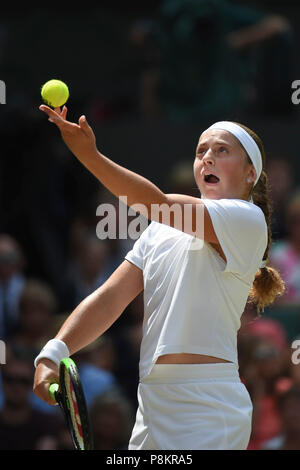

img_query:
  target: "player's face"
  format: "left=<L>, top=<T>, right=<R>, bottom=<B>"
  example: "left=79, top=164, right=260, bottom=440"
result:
left=193, top=129, right=257, bottom=200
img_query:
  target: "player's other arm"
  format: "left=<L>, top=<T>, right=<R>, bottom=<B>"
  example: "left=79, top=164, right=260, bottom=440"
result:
left=55, top=260, right=143, bottom=353
left=33, top=260, right=143, bottom=404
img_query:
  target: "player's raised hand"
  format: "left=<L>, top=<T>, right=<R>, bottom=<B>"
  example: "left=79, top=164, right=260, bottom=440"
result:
left=39, top=105, right=98, bottom=161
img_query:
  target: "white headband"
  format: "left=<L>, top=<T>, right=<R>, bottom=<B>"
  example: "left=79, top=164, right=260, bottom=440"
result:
left=206, top=121, right=262, bottom=185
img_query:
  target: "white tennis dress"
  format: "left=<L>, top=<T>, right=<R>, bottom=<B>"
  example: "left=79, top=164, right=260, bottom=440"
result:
left=125, top=198, right=268, bottom=450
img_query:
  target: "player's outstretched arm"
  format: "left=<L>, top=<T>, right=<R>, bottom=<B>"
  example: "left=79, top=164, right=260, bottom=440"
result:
left=40, top=105, right=167, bottom=213
left=40, top=106, right=219, bottom=243
left=33, top=260, right=143, bottom=405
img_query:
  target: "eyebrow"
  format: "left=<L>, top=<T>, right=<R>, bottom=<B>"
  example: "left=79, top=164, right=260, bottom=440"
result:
left=196, top=140, right=232, bottom=150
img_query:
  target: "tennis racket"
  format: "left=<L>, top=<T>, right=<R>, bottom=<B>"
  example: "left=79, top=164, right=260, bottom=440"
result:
left=49, top=357, right=93, bottom=450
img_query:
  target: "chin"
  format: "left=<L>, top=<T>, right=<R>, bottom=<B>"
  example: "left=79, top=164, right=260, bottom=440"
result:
left=200, top=188, right=223, bottom=200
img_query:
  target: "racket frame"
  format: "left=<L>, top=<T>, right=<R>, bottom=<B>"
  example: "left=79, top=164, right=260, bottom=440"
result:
left=49, top=357, right=93, bottom=450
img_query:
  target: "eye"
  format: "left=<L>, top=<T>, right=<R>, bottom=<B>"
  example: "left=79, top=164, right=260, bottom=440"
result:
left=219, top=146, right=227, bottom=153
left=196, top=148, right=206, bottom=157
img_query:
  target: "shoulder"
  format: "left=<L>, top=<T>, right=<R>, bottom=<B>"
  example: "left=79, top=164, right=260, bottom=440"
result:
left=201, top=199, right=268, bottom=275
left=202, top=198, right=266, bottom=229
left=203, top=198, right=263, bottom=213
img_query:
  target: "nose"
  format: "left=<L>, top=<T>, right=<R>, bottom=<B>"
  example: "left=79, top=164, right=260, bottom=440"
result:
left=202, top=148, right=215, bottom=166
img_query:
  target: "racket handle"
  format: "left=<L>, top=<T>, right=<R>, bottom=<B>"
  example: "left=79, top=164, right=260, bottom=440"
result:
left=49, top=383, right=59, bottom=401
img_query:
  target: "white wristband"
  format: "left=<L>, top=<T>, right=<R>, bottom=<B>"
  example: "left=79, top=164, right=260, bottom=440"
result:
left=34, top=339, right=70, bottom=368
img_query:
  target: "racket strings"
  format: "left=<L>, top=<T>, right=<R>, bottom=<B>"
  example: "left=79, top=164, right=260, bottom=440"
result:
left=64, top=373, right=84, bottom=449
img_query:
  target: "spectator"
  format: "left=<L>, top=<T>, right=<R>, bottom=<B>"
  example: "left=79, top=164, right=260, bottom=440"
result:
left=267, top=157, right=294, bottom=241
left=36, top=422, right=74, bottom=450
left=72, top=335, right=116, bottom=408
left=82, top=335, right=117, bottom=373
left=11, top=279, right=57, bottom=354
left=0, top=346, right=63, bottom=449
left=94, top=188, right=138, bottom=262
left=47, top=424, right=74, bottom=450
left=166, top=160, right=199, bottom=197
left=89, top=386, right=135, bottom=450
left=113, top=292, right=144, bottom=410
left=67, top=231, right=114, bottom=305
left=1, top=284, right=60, bottom=416
left=262, top=386, right=300, bottom=450
left=130, top=0, right=293, bottom=121
left=240, top=318, right=290, bottom=449
left=269, top=189, right=300, bottom=306
left=0, top=234, right=26, bottom=340
left=244, top=317, right=289, bottom=352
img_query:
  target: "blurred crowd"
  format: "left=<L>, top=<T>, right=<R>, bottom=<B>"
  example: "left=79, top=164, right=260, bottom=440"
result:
left=0, top=0, right=300, bottom=450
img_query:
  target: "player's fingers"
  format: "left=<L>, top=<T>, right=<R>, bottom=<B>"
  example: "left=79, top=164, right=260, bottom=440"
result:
left=33, top=381, right=58, bottom=406
left=40, top=105, right=62, bottom=124
left=50, top=107, right=62, bottom=124
left=54, top=106, right=68, bottom=121
left=40, top=104, right=58, bottom=115
left=40, top=105, right=76, bottom=132
left=78, top=115, right=94, bottom=138
left=40, top=105, right=68, bottom=126
left=33, top=360, right=60, bottom=405
left=61, top=106, right=68, bottom=120
left=46, top=393, right=58, bottom=406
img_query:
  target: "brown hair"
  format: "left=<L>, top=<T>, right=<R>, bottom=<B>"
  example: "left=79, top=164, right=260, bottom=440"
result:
left=234, top=122, right=285, bottom=313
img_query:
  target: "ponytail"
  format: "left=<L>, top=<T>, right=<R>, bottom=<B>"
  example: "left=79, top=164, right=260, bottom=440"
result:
left=235, top=123, right=285, bottom=313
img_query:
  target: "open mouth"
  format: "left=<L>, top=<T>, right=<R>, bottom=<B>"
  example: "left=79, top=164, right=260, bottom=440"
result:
left=204, top=174, right=220, bottom=184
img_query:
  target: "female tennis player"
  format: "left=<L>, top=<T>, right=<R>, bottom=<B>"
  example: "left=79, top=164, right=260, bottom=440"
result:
left=33, top=105, right=285, bottom=450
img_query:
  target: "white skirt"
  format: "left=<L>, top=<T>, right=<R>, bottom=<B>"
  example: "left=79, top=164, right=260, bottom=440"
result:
left=128, top=362, right=252, bottom=450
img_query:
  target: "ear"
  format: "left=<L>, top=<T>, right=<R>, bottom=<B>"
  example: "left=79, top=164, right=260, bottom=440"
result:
left=246, top=166, right=257, bottom=184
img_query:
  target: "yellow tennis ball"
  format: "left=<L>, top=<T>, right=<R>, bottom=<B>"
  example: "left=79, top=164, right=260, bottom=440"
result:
left=41, top=79, right=69, bottom=107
